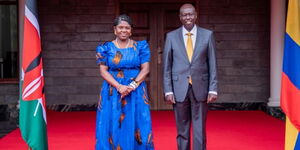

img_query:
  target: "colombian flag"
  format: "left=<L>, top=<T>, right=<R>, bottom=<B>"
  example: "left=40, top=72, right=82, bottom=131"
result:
left=280, top=0, right=300, bottom=149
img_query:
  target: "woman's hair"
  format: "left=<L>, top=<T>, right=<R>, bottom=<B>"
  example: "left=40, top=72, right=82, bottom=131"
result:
left=113, top=14, right=133, bottom=27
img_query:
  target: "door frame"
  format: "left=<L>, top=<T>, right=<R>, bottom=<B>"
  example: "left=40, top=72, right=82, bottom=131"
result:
left=116, top=0, right=200, bottom=24
left=116, top=0, right=199, bottom=110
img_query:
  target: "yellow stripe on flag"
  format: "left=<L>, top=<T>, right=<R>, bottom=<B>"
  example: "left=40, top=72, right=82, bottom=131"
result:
left=286, top=0, right=300, bottom=45
left=285, top=117, right=299, bottom=150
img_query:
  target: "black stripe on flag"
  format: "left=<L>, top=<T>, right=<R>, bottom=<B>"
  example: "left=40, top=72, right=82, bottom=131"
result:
left=25, top=52, right=42, bottom=73
left=25, top=0, right=38, bottom=18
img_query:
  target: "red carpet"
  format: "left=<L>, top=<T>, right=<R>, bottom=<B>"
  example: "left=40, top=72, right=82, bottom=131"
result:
left=0, top=110, right=284, bottom=150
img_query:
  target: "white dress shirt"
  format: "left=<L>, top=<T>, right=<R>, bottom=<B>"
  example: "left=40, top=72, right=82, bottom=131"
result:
left=165, top=25, right=217, bottom=97
left=182, top=25, right=197, bottom=50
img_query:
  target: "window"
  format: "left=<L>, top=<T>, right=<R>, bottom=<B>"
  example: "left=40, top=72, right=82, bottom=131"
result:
left=0, top=0, right=18, bottom=82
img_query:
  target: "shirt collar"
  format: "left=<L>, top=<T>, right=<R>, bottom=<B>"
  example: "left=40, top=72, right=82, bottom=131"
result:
left=182, top=25, right=197, bottom=36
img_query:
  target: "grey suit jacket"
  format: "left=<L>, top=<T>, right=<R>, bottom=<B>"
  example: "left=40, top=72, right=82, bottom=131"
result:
left=163, top=26, right=218, bottom=102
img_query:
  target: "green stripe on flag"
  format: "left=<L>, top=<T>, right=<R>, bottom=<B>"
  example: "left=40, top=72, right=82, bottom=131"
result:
left=19, top=82, right=48, bottom=150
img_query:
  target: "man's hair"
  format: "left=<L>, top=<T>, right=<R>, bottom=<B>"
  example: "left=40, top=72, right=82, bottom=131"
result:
left=179, top=3, right=196, bottom=13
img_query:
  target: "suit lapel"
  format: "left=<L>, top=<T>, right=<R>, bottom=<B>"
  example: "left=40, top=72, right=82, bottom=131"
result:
left=191, top=26, right=202, bottom=63
left=177, top=27, right=190, bottom=63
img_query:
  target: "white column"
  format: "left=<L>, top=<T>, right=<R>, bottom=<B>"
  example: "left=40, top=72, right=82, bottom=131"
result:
left=268, top=0, right=286, bottom=107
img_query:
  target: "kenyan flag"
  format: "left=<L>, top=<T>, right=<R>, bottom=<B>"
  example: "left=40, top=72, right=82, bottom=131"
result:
left=19, top=0, right=48, bottom=149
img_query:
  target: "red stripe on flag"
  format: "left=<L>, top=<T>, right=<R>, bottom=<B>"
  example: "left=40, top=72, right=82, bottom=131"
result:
left=22, top=16, right=43, bottom=101
left=22, top=16, right=41, bottom=70
left=281, top=72, right=300, bottom=131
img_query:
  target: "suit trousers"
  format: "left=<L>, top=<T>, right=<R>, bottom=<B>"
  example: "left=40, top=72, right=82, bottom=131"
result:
left=173, top=84, right=208, bottom=150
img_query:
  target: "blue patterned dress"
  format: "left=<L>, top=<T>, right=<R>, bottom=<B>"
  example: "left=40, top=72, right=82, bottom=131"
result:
left=95, top=40, right=154, bottom=150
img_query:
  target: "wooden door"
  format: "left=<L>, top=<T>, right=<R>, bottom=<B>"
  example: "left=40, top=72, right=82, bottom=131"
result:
left=120, top=2, right=192, bottom=110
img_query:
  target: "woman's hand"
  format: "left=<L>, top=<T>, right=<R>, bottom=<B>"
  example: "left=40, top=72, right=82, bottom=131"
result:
left=117, top=84, right=129, bottom=94
left=118, top=84, right=134, bottom=98
left=126, top=86, right=134, bottom=95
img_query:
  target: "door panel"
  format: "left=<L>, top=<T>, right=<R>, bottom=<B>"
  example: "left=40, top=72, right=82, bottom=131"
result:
left=157, top=4, right=180, bottom=110
left=121, top=4, right=158, bottom=109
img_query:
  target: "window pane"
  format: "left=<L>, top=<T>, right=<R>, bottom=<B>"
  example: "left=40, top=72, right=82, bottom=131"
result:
left=0, top=5, right=18, bottom=79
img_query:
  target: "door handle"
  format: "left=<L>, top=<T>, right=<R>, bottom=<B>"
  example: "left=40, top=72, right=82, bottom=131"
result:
left=157, top=47, right=162, bottom=64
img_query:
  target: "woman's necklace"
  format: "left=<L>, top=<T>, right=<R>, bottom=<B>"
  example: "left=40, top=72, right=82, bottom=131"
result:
left=116, top=38, right=130, bottom=49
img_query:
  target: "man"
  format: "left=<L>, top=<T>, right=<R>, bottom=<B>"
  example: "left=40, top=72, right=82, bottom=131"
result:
left=163, top=3, right=218, bottom=150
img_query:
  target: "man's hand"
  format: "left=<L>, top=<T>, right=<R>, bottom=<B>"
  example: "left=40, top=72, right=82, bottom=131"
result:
left=165, top=94, right=176, bottom=104
left=207, top=94, right=217, bottom=103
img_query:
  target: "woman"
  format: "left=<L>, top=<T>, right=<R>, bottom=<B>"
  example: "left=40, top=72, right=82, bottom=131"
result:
left=95, top=14, right=154, bottom=150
